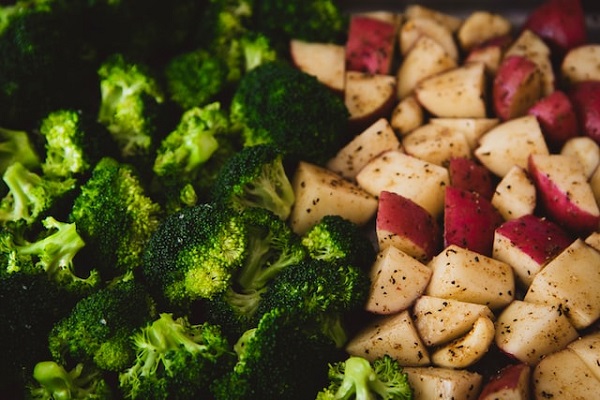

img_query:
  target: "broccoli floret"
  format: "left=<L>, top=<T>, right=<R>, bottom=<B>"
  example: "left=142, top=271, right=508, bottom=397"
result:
left=230, top=61, right=349, bottom=164
left=118, top=313, right=235, bottom=400
left=0, top=162, right=76, bottom=227
left=37, top=109, right=118, bottom=180
left=210, top=143, right=295, bottom=220
left=29, top=361, right=112, bottom=400
left=69, top=157, right=162, bottom=280
left=48, top=278, right=157, bottom=372
left=302, top=215, right=377, bottom=269
left=211, top=307, right=343, bottom=400
left=97, top=53, right=166, bottom=160
left=0, top=126, right=41, bottom=176
left=259, top=257, right=371, bottom=348
left=316, top=355, right=413, bottom=400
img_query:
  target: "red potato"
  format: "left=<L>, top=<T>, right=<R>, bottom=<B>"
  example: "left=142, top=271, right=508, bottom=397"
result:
left=376, top=190, right=441, bottom=263
left=444, top=186, right=504, bottom=257
left=289, top=40, right=346, bottom=94
left=528, top=153, right=600, bottom=236
left=478, top=363, right=531, bottom=400
left=344, top=71, right=397, bottom=133
left=448, top=157, right=496, bottom=200
left=345, top=15, right=397, bottom=75
left=522, top=0, right=587, bottom=57
left=493, top=55, right=544, bottom=121
left=527, top=90, right=579, bottom=151
left=569, top=80, right=600, bottom=144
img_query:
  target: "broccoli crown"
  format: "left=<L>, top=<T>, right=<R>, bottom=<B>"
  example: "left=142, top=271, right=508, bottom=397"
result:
left=0, top=126, right=41, bottom=175
left=210, top=143, right=295, bottom=220
left=48, top=279, right=157, bottom=372
left=316, top=355, right=413, bottom=400
left=29, top=361, right=113, bottom=400
left=230, top=61, right=349, bottom=164
left=302, top=215, right=377, bottom=268
left=240, top=31, right=278, bottom=72
left=0, top=161, right=76, bottom=227
left=97, top=53, right=165, bottom=159
left=118, top=313, right=234, bottom=400
left=210, top=307, right=342, bottom=400
left=259, top=257, right=371, bottom=347
left=69, top=157, right=162, bottom=280
left=38, top=108, right=118, bottom=180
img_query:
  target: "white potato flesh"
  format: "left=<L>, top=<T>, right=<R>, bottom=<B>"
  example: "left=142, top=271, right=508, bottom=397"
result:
left=478, top=363, right=531, bottom=400
left=561, top=44, right=600, bottom=84
left=345, top=310, right=430, bottom=367
left=412, top=295, right=495, bottom=347
left=560, top=136, right=600, bottom=179
left=289, top=161, right=378, bottom=235
left=568, top=332, right=600, bottom=382
left=457, top=11, right=512, bottom=51
left=465, top=44, right=503, bottom=76
left=356, top=150, right=449, bottom=218
left=404, top=5, right=463, bottom=33
left=326, top=117, right=401, bottom=181
left=586, top=231, right=600, bottom=252
left=429, top=117, right=499, bottom=150
left=399, top=17, right=459, bottom=61
left=474, top=115, right=549, bottom=177
left=401, top=123, right=472, bottom=166
left=404, top=367, right=482, bottom=400
left=289, top=40, right=346, bottom=94
left=491, top=165, right=537, bottom=220
left=344, top=71, right=397, bottom=128
left=390, top=95, right=425, bottom=136
left=366, top=245, right=432, bottom=315
left=495, top=300, right=579, bottom=365
left=426, top=245, right=515, bottom=310
left=524, top=239, right=600, bottom=330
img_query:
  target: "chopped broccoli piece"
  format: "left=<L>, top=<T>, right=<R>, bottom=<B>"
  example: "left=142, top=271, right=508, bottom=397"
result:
left=240, top=31, right=278, bottom=72
left=210, top=143, right=295, bottom=220
left=69, top=157, right=163, bottom=280
left=0, top=162, right=76, bottom=227
left=97, top=53, right=166, bottom=159
left=316, top=355, right=413, bottom=400
left=230, top=61, right=349, bottom=164
left=29, top=361, right=112, bottom=400
left=118, top=313, right=235, bottom=400
left=48, top=279, right=157, bottom=372
left=0, top=126, right=41, bottom=175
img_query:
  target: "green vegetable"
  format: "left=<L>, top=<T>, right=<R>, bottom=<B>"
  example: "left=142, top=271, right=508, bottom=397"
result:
left=29, top=361, right=112, bottom=400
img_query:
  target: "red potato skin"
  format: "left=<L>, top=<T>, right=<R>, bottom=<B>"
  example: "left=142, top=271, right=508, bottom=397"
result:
left=568, top=80, right=600, bottom=145
left=528, top=154, right=600, bottom=236
left=448, top=157, right=496, bottom=200
left=495, top=214, right=574, bottom=265
left=493, top=55, right=543, bottom=121
left=345, top=15, right=397, bottom=75
left=376, top=190, right=441, bottom=262
left=522, top=0, right=587, bottom=57
left=444, top=186, right=504, bottom=257
left=478, top=363, right=531, bottom=400
left=528, top=90, right=580, bottom=151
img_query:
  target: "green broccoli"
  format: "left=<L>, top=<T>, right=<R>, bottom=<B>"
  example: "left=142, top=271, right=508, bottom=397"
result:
left=29, top=361, right=112, bottom=400
left=259, top=257, right=371, bottom=348
left=302, top=215, right=377, bottom=269
left=316, top=355, right=413, bottom=400
left=230, top=61, right=350, bottom=164
left=37, top=109, right=118, bottom=180
left=0, top=126, right=41, bottom=176
left=210, top=307, right=343, bottom=400
left=210, top=143, right=295, bottom=220
left=118, top=313, right=235, bottom=400
left=0, top=162, right=76, bottom=227
left=69, top=157, right=163, bottom=280
left=48, top=278, right=157, bottom=372
left=97, top=53, right=166, bottom=160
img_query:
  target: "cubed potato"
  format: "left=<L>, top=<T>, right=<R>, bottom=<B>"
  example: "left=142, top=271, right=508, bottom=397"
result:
left=346, top=15, right=397, bottom=75
left=289, top=161, right=378, bottom=235
left=448, top=157, right=496, bottom=200
left=524, top=239, right=600, bottom=330
left=586, top=231, right=600, bottom=252
left=568, top=332, right=600, bottom=382
left=426, top=245, right=515, bottom=311
left=412, top=295, right=495, bottom=347
left=478, top=363, right=531, bottom=400
left=568, top=80, right=600, bottom=144
left=429, top=117, right=499, bottom=150
left=356, top=150, right=449, bottom=218
left=561, top=44, right=600, bottom=85
left=404, top=5, right=463, bottom=33
left=404, top=367, right=482, bottom=400
left=528, top=90, right=580, bottom=151
left=289, top=40, right=346, bottom=94
left=366, top=245, right=432, bottom=315
left=491, top=166, right=537, bottom=220
left=457, top=11, right=512, bottom=52
left=401, top=123, right=471, bottom=167
left=345, top=71, right=397, bottom=133
left=493, top=55, right=543, bottom=121
left=495, top=300, right=579, bottom=365
left=560, top=136, right=600, bottom=178
left=345, top=310, right=430, bottom=367
left=399, top=16, right=459, bottom=61
left=464, top=39, right=505, bottom=76
left=390, top=95, right=424, bottom=136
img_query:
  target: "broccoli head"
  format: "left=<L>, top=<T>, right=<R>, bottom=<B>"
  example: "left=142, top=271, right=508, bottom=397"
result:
left=118, top=313, right=235, bottom=400
left=210, top=143, right=295, bottom=220
left=316, top=355, right=413, bottom=400
left=230, top=61, right=349, bottom=164
left=29, top=361, right=112, bottom=400
left=69, top=157, right=163, bottom=280
left=48, top=278, right=157, bottom=372
left=0, top=126, right=41, bottom=176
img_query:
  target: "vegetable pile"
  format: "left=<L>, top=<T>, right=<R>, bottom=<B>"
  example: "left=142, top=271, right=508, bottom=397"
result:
left=1, top=0, right=600, bottom=399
